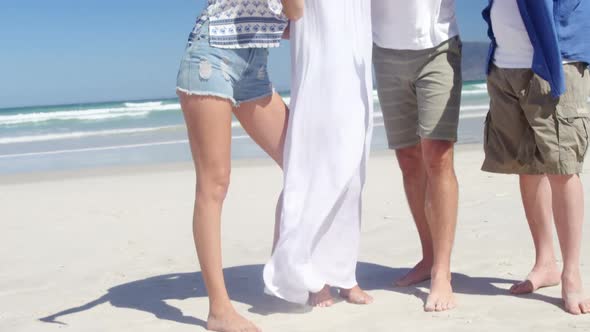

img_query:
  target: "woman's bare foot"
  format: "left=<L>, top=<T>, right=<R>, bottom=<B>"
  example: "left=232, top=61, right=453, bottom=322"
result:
left=562, top=271, right=590, bottom=315
left=309, top=285, right=334, bottom=307
left=510, top=263, right=561, bottom=295
left=339, top=285, right=374, bottom=305
left=207, top=307, right=261, bottom=332
left=394, top=259, right=433, bottom=287
left=424, top=272, right=456, bottom=312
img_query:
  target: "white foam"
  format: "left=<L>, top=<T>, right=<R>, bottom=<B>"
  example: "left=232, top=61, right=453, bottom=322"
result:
left=459, top=111, right=488, bottom=119
left=0, top=103, right=181, bottom=126
left=0, top=136, right=252, bottom=159
left=0, top=126, right=183, bottom=145
left=460, top=105, right=489, bottom=112
left=462, top=89, right=488, bottom=96
left=123, top=101, right=164, bottom=108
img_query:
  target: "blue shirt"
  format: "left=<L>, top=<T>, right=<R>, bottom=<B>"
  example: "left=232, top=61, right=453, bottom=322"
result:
left=483, top=0, right=590, bottom=97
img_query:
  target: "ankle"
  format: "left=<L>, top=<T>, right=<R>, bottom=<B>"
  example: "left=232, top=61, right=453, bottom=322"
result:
left=431, top=267, right=451, bottom=281
left=562, top=267, right=581, bottom=282
left=532, top=259, right=558, bottom=270
left=209, top=299, right=235, bottom=317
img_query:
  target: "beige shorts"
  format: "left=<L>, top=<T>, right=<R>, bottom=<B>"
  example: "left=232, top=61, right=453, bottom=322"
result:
left=482, top=63, right=590, bottom=175
left=373, top=37, right=463, bottom=149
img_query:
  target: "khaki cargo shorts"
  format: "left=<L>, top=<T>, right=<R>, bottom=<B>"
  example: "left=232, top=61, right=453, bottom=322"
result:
left=373, top=37, right=463, bottom=149
left=482, top=63, right=590, bottom=175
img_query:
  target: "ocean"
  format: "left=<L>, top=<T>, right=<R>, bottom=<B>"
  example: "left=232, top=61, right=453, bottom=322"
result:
left=0, top=82, right=490, bottom=174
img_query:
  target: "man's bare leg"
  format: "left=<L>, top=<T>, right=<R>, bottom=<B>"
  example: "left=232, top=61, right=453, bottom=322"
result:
left=421, top=139, right=458, bottom=312
left=512, top=175, right=561, bottom=294
left=548, top=174, right=590, bottom=315
left=394, top=144, right=434, bottom=287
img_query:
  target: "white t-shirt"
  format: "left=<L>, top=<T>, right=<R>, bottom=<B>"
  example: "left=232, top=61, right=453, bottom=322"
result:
left=371, top=0, right=459, bottom=50
left=491, top=0, right=534, bottom=68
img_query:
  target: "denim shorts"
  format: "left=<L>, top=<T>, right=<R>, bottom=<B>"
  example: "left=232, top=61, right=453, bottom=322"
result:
left=176, top=21, right=274, bottom=106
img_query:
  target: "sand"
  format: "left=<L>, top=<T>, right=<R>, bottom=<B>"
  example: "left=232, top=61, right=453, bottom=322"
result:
left=2, top=145, right=590, bottom=332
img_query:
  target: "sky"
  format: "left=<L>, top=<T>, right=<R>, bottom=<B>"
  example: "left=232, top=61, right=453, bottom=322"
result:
left=0, top=0, right=489, bottom=109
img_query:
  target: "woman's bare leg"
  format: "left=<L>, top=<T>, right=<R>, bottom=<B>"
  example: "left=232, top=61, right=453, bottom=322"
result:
left=235, top=93, right=289, bottom=252
left=235, top=93, right=288, bottom=165
left=179, top=93, right=261, bottom=332
left=309, top=285, right=335, bottom=307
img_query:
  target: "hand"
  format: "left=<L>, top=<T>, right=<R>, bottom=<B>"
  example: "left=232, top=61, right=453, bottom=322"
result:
left=282, top=22, right=290, bottom=40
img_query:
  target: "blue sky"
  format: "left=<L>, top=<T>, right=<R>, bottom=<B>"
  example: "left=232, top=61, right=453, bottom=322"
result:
left=0, top=0, right=489, bottom=108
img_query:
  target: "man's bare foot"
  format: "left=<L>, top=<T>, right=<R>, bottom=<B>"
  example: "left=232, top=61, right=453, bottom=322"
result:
left=424, top=273, right=456, bottom=312
left=510, top=263, right=561, bottom=295
left=394, top=260, right=432, bottom=287
left=339, top=285, right=374, bottom=305
left=562, top=272, right=590, bottom=315
left=207, top=307, right=261, bottom=332
left=309, top=285, right=334, bottom=307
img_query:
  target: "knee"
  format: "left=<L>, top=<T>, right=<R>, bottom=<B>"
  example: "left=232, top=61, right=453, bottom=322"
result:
left=396, top=146, right=423, bottom=178
left=547, top=174, right=579, bottom=186
left=196, top=167, right=231, bottom=202
left=422, top=141, right=454, bottom=175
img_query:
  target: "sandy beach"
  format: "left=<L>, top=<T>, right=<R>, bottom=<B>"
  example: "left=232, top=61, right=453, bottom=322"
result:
left=2, top=145, right=590, bottom=332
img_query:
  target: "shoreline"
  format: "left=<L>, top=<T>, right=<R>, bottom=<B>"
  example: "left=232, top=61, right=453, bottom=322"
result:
left=0, top=143, right=485, bottom=185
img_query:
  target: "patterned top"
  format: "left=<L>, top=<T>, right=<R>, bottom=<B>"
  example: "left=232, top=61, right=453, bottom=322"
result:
left=191, top=0, right=288, bottom=49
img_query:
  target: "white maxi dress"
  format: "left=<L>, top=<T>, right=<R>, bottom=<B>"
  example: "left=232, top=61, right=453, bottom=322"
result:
left=263, top=0, right=373, bottom=304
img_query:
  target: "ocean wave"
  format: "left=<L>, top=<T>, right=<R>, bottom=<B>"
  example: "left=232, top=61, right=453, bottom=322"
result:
left=124, top=101, right=164, bottom=108
left=462, top=89, right=488, bottom=96
left=287, top=88, right=489, bottom=106
left=0, top=121, right=247, bottom=144
left=0, top=126, right=183, bottom=144
left=0, top=103, right=182, bottom=126
left=0, top=136, right=250, bottom=159
left=2, top=87, right=492, bottom=128
left=1, top=107, right=489, bottom=145
left=460, top=105, right=489, bottom=112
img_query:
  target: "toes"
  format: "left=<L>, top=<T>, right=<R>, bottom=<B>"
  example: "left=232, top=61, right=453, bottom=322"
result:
left=424, top=300, right=436, bottom=312
left=449, top=298, right=457, bottom=310
left=443, top=301, right=451, bottom=311
left=435, top=301, right=444, bottom=312
left=580, top=300, right=590, bottom=314
left=510, top=281, right=533, bottom=295
left=510, top=282, right=524, bottom=294
left=565, top=301, right=582, bottom=315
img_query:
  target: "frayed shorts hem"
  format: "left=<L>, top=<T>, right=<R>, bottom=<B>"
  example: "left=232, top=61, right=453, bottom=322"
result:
left=176, top=87, right=238, bottom=107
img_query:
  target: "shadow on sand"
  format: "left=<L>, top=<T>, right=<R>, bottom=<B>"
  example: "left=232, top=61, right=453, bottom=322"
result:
left=39, top=262, right=562, bottom=328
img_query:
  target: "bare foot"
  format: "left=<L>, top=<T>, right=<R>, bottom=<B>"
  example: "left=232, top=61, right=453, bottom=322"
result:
left=510, top=263, right=561, bottom=295
left=339, top=285, right=374, bottom=305
left=562, top=272, right=590, bottom=315
left=424, top=273, right=456, bottom=312
left=207, top=308, right=261, bottom=332
left=309, top=285, right=334, bottom=307
left=394, top=260, right=432, bottom=287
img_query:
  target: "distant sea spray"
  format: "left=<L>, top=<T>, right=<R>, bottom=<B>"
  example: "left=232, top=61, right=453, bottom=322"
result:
left=0, top=83, right=490, bottom=145
left=0, top=82, right=496, bottom=173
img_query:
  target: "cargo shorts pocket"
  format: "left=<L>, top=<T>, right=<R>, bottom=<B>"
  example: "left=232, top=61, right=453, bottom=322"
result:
left=556, top=104, right=590, bottom=163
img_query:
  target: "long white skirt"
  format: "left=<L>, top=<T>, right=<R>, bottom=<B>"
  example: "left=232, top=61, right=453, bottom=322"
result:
left=263, top=0, right=373, bottom=304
